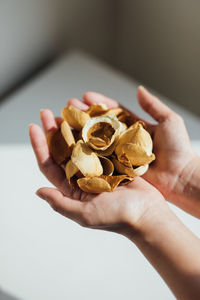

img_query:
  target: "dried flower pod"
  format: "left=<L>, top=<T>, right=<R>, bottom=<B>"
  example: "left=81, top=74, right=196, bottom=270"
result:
left=117, top=110, right=136, bottom=127
left=82, top=115, right=124, bottom=151
left=99, top=156, right=114, bottom=176
left=71, top=140, right=103, bottom=177
left=86, top=103, right=123, bottom=118
left=95, top=140, right=119, bottom=157
left=46, top=129, right=71, bottom=164
left=86, top=103, right=108, bottom=117
left=77, top=175, right=133, bottom=193
left=103, top=108, right=123, bottom=117
left=112, top=157, right=149, bottom=177
left=77, top=177, right=111, bottom=193
left=115, top=121, right=155, bottom=166
left=61, top=120, right=75, bottom=149
left=65, top=159, right=79, bottom=185
left=62, top=106, right=90, bottom=130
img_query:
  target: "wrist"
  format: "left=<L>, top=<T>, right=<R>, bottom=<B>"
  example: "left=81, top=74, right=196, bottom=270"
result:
left=169, top=154, right=200, bottom=217
left=124, top=192, right=171, bottom=243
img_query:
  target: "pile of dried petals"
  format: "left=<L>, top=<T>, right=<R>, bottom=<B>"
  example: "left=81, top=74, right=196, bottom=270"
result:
left=47, top=103, right=155, bottom=193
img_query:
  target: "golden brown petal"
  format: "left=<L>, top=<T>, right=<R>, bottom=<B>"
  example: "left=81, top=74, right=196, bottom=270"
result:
left=99, top=156, right=114, bottom=176
left=77, top=177, right=111, bottom=193
left=117, top=110, right=136, bottom=127
left=46, top=129, right=71, bottom=164
left=86, top=103, right=108, bottom=117
left=123, top=143, right=155, bottom=166
left=71, top=140, right=103, bottom=177
left=82, top=115, right=124, bottom=151
left=103, top=108, right=123, bottom=117
left=112, top=157, right=149, bottom=177
left=62, top=106, right=90, bottom=130
left=65, top=159, right=79, bottom=185
left=115, top=121, right=155, bottom=166
left=77, top=174, right=133, bottom=193
left=100, top=175, right=134, bottom=191
left=61, top=120, right=75, bottom=148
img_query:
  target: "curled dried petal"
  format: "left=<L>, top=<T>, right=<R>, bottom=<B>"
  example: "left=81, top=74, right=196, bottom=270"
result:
left=86, top=103, right=123, bottom=118
left=65, top=159, right=79, bottom=184
left=112, top=157, right=149, bottom=177
left=115, top=121, right=155, bottom=166
left=77, top=175, right=133, bottom=193
left=100, top=175, right=134, bottom=190
left=117, top=110, right=136, bottom=127
left=71, top=140, right=103, bottom=177
left=46, top=129, right=71, bottom=164
left=77, top=177, right=111, bottom=193
left=61, top=120, right=75, bottom=148
left=103, top=108, right=123, bottom=117
left=62, top=106, right=90, bottom=130
left=123, top=143, right=155, bottom=166
left=86, top=103, right=108, bottom=117
left=82, top=115, right=124, bottom=151
left=99, top=156, right=114, bottom=176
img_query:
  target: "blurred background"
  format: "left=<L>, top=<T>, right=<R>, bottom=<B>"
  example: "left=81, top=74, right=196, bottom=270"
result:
left=1, top=0, right=200, bottom=115
left=1, top=1, right=200, bottom=300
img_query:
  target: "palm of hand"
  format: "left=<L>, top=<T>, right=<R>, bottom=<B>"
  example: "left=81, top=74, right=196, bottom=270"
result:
left=70, top=177, right=158, bottom=233
left=143, top=116, right=195, bottom=198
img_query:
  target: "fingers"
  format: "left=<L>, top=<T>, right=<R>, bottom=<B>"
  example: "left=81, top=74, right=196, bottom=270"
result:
left=66, top=92, right=155, bottom=135
left=83, top=92, right=119, bottom=108
left=67, top=98, right=89, bottom=110
left=137, top=86, right=173, bottom=123
left=40, top=109, right=58, bottom=134
left=29, top=124, right=69, bottom=195
left=36, top=187, right=84, bottom=223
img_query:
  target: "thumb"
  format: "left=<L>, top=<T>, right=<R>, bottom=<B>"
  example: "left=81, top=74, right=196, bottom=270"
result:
left=137, top=86, right=172, bottom=123
left=36, top=187, right=83, bottom=220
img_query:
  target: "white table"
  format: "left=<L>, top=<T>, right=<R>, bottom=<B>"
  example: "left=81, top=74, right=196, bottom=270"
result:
left=0, top=51, right=200, bottom=300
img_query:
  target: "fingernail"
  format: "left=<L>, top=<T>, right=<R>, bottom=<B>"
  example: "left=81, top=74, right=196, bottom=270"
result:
left=138, top=85, right=145, bottom=90
left=35, top=190, right=46, bottom=200
left=29, top=123, right=34, bottom=127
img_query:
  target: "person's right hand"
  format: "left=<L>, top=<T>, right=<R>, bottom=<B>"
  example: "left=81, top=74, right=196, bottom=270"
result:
left=136, top=86, right=197, bottom=201
left=76, top=87, right=199, bottom=214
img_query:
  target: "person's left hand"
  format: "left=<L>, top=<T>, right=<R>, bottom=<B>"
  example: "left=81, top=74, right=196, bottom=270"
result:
left=29, top=109, right=167, bottom=237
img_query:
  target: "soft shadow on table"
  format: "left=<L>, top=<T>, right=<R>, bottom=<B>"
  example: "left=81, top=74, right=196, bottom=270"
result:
left=0, top=288, right=21, bottom=300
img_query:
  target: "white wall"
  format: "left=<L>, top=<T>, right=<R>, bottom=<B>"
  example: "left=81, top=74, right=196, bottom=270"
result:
left=116, top=0, right=200, bottom=114
left=0, top=0, right=113, bottom=95
left=1, top=1, right=200, bottom=115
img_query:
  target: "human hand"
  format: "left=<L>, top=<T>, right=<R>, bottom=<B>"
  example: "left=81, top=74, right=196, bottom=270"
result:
left=29, top=109, right=166, bottom=236
left=74, top=87, right=197, bottom=203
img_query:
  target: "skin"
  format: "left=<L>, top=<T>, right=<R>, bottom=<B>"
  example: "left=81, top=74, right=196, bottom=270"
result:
left=29, top=86, right=200, bottom=300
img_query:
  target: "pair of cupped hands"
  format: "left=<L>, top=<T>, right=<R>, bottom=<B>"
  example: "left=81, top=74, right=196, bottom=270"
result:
left=29, top=86, right=196, bottom=237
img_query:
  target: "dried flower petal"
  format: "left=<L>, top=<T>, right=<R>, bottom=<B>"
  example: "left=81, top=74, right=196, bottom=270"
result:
left=103, top=108, right=123, bottom=117
left=100, top=175, right=134, bottom=190
left=62, top=106, right=90, bottom=130
left=86, top=103, right=108, bottom=117
left=99, top=156, right=114, bottom=176
left=112, top=157, right=148, bottom=177
left=77, top=177, right=111, bottom=193
left=82, top=115, right=124, bottom=151
left=46, top=129, right=71, bottom=164
left=71, top=140, right=103, bottom=177
left=61, top=120, right=75, bottom=148
left=115, top=121, right=155, bottom=166
left=117, top=110, right=136, bottom=127
left=65, top=159, right=79, bottom=184
left=86, top=103, right=123, bottom=118
left=77, top=174, right=133, bottom=193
